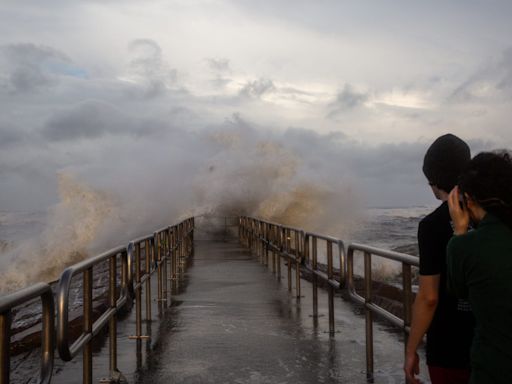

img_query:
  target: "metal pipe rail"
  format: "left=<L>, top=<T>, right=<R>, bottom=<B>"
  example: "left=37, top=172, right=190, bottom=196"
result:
left=304, top=232, right=345, bottom=335
left=57, top=245, right=130, bottom=384
left=127, top=218, right=195, bottom=341
left=239, top=216, right=418, bottom=384
left=0, top=283, right=54, bottom=384
left=346, top=243, right=417, bottom=383
left=239, top=217, right=304, bottom=298
left=0, top=217, right=194, bottom=384
left=240, top=217, right=345, bottom=334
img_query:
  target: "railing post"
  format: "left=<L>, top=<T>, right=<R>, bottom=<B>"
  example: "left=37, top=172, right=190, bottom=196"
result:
left=145, top=239, right=152, bottom=321
left=171, top=229, right=177, bottom=280
left=258, top=222, right=263, bottom=262
left=1, top=284, right=54, bottom=384
left=338, top=241, right=345, bottom=287
left=286, top=228, right=292, bottom=292
left=162, top=231, right=168, bottom=303
left=41, top=289, right=55, bottom=384
left=364, top=251, right=374, bottom=383
left=135, top=243, right=142, bottom=336
left=180, top=223, right=185, bottom=272
left=311, top=236, right=318, bottom=318
left=327, top=241, right=335, bottom=334
left=0, top=311, right=11, bottom=384
left=155, top=232, right=163, bottom=303
left=264, top=223, right=269, bottom=266
left=176, top=224, right=181, bottom=273
left=109, top=255, right=118, bottom=377
left=83, top=267, right=93, bottom=384
left=402, top=262, right=413, bottom=383
left=190, top=218, right=195, bottom=255
left=271, top=225, right=276, bottom=273
left=295, top=231, right=301, bottom=298
left=277, top=227, right=283, bottom=281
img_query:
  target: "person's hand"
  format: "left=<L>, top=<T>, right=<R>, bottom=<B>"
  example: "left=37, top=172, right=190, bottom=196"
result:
left=448, top=186, right=470, bottom=235
left=404, top=350, right=421, bottom=384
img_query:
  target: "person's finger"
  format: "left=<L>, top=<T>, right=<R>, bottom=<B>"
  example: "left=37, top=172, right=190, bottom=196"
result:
left=449, top=186, right=459, bottom=208
left=448, top=192, right=458, bottom=215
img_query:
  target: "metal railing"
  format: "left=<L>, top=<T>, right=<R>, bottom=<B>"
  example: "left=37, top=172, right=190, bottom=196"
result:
left=0, top=217, right=194, bottom=384
left=239, top=217, right=304, bottom=299
left=239, top=217, right=346, bottom=334
left=304, top=232, right=344, bottom=334
left=346, top=243, right=417, bottom=383
left=1, top=214, right=419, bottom=384
left=0, top=283, right=54, bottom=384
left=239, top=216, right=418, bottom=383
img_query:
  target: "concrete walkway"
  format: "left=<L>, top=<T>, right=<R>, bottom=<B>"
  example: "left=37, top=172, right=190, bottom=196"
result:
left=131, top=241, right=423, bottom=384
left=45, top=240, right=428, bottom=384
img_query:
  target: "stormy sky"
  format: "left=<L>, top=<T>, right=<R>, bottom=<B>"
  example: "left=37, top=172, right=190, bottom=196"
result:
left=1, top=0, right=512, bottom=214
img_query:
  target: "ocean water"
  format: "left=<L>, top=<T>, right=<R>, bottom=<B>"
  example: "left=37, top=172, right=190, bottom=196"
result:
left=0, top=206, right=433, bottom=293
left=0, top=210, right=47, bottom=248
left=351, top=206, right=434, bottom=253
left=1, top=207, right=433, bottom=384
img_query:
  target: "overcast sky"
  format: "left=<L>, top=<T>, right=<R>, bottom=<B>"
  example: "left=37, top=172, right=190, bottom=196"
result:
left=1, top=0, right=512, bottom=215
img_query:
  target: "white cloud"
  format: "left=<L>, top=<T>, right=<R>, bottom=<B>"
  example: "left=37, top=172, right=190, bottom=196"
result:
left=1, top=0, right=511, bottom=214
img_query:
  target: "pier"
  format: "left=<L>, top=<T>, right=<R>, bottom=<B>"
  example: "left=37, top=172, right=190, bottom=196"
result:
left=0, top=216, right=427, bottom=384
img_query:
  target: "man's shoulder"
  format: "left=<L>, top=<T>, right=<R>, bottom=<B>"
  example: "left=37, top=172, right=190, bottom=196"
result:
left=419, top=203, right=449, bottom=228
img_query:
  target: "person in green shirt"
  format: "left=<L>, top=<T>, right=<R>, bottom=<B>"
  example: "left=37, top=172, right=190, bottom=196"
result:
left=447, top=151, right=512, bottom=384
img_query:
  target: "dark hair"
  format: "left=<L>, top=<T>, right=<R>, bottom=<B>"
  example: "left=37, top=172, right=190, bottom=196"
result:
left=458, top=151, right=512, bottom=229
left=423, top=134, right=470, bottom=192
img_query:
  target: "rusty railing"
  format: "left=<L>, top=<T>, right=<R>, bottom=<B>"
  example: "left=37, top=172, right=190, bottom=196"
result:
left=0, top=217, right=194, bottom=384
left=239, top=216, right=417, bottom=383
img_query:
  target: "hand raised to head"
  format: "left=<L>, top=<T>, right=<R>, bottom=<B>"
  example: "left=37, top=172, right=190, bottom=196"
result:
left=448, top=186, right=470, bottom=235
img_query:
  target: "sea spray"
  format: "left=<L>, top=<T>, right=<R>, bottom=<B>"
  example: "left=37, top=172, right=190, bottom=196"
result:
left=0, top=173, right=117, bottom=292
left=0, top=123, right=380, bottom=293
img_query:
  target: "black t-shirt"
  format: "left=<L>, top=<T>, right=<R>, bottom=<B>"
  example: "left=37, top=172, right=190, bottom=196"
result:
left=418, top=202, right=475, bottom=368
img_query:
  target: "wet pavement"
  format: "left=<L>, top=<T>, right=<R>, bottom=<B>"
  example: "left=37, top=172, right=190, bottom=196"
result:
left=42, top=240, right=429, bottom=384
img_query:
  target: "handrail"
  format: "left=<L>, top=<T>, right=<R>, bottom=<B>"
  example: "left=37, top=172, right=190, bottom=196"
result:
left=304, top=231, right=345, bottom=334
left=0, top=283, right=54, bottom=384
left=239, top=217, right=304, bottom=297
left=57, top=246, right=129, bottom=361
left=239, top=216, right=418, bottom=384
left=346, top=243, right=417, bottom=382
left=2, top=215, right=417, bottom=384
left=0, top=217, right=194, bottom=384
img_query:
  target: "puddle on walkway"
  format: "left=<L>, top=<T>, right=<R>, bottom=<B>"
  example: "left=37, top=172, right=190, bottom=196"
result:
left=12, top=241, right=429, bottom=384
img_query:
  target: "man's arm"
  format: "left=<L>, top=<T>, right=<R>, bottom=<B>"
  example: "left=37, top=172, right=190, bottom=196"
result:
left=404, top=274, right=440, bottom=384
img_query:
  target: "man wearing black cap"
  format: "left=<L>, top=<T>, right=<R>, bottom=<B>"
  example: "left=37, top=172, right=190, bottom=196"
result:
left=404, top=134, right=475, bottom=384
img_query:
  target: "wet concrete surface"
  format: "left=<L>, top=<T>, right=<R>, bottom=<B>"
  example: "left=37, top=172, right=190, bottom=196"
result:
left=36, top=240, right=429, bottom=384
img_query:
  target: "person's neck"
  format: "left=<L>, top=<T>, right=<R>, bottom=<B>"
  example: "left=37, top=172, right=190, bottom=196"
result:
left=438, top=190, right=449, bottom=202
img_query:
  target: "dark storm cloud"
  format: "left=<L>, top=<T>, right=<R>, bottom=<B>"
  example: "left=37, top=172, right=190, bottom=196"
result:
left=0, top=123, right=26, bottom=148
left=239, top=78, right=276, bottom=98
left=42, top=101, right=122, bottom=141
left=0, top=43, right=70, bottom=93
left=327, top=84, right=368, bottom=118
left=41, top=100, right=164, bottom=141
left=276, top=128, right=497, bottom=206
left=283, top=127, right=420, bottom=177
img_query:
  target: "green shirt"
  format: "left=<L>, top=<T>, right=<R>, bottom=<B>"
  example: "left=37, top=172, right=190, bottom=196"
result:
left=447, top=214, right=512, bottom=384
